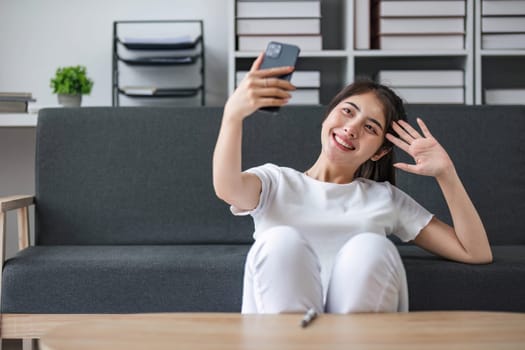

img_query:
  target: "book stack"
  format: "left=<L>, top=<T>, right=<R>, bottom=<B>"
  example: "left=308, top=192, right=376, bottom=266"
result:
left=236, top=0, right=322, bottom=51
left=0, top=92, right=36, bottom=113
left=236, top=70, right=321, bottom=105
left=355, top=0, right=372, bottom=49
left=485, top=89, right=525, bottom=105
left=481, top=0, right=525, bottom=49
left=377, top=70, right=464, bottom=103
left=371, top=0, right=466, bottom=50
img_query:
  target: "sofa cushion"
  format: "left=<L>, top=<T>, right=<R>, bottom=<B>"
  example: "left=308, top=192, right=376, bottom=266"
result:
left=1, top=245, right=249, bottom=313
left=399, top=245, right=525, bottom=311
left=3, top=245, right=525, bottom=313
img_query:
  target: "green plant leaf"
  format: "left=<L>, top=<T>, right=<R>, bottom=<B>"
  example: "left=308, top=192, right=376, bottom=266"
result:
left=50, top=65, right=94, bottom=95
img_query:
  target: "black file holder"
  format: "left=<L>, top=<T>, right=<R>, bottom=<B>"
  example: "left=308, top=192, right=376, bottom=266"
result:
left=112, top=20, right=205, bottom=106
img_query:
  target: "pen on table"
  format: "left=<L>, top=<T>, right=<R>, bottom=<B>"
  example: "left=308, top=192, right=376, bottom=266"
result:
left=300, top=308, right=318, bottom=328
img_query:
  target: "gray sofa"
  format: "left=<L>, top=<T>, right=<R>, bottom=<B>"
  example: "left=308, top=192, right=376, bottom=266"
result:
left=1, top=105, right=524, bottom=338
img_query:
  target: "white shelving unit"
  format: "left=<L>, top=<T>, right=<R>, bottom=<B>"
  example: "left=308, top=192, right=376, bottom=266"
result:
left=474, top=1, right=525, bottom=104
left=228, top=0, right=476, bottom=105
left=229, top=0, right=352, bottom=104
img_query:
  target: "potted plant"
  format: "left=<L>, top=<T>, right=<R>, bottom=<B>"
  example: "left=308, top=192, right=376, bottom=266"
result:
left=50, top=65, right=94, bottom=107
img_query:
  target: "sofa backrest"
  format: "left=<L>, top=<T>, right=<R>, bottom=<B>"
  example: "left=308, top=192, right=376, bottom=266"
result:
left=35, top=105, right=524, bottom=245
left=397, top=105, right=524, bottom=245
left=36, top=107, right=250, bottom=245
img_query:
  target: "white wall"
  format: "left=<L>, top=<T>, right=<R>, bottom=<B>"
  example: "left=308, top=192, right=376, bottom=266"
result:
left=0, top=0, right=230, bottom=107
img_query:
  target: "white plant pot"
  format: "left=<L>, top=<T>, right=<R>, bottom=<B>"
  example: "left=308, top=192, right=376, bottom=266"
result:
left=58, top=94, right=82, bottom=107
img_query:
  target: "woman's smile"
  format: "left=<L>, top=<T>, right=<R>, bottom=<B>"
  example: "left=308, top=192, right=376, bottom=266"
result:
left=333, top=133, right=356, bottom=151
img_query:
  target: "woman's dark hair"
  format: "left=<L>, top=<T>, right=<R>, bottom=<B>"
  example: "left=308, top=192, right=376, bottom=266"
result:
left=323, top=79, right=407, bottom=185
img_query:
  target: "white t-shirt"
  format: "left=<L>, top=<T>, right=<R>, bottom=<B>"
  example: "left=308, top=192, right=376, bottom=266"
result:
left=232, top=163, right=433, bottom=294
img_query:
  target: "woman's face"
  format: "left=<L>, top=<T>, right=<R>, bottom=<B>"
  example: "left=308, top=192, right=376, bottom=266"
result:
left=321, top=91, right=389, bottom=168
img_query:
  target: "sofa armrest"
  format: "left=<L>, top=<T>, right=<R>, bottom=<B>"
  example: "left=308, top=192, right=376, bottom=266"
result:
left=1, top=195, right=34, bottom=212
left=0, top=195, right=35, bottom=256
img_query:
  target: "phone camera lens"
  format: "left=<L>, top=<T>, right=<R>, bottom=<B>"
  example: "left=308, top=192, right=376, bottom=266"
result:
left=266, top=43, right=281, bottom=58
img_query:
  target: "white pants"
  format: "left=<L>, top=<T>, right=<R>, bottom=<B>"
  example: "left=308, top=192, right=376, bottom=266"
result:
left=241, top=226, right=409, bottom=314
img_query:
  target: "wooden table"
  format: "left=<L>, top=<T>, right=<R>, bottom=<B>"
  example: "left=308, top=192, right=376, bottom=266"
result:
left=39, top=311, right=525, bottom=350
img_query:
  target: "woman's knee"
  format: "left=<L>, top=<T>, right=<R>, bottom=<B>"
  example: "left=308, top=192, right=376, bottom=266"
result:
left=335, top=233, right=401, bottom=273
left=244, top=226, right=323, bottom=314
left=249, top=226, right=317, bottom=266
left=327, top=233, right=406, bottom=313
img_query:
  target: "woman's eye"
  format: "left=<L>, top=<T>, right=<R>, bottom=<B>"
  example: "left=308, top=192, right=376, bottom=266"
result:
left=342, top=108, right=352, bottom=115
left=365, top=125, right=378, bottom=134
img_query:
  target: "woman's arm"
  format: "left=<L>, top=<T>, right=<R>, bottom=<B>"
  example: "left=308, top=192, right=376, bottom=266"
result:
left=213, top=53, right=295, bottom=211
left=386, top=119, right=493, bottom=264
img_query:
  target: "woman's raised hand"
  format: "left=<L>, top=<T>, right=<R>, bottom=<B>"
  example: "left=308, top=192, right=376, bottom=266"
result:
left=223, top=52, right=296, bottom=121
left=386, top=118, right=455, bottom=180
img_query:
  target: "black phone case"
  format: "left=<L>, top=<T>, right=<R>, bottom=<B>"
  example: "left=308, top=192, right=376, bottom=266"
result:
left=259, top=42, right=300, bottom=114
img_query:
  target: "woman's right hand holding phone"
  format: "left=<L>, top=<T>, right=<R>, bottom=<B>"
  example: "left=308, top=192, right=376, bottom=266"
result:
left=224, top=52, right=296, bottom=122
left=214, top=53, right=295, bottom=211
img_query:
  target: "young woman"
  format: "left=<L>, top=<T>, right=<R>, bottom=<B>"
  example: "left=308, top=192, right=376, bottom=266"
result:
left=213, top=53, right=492, bottom=314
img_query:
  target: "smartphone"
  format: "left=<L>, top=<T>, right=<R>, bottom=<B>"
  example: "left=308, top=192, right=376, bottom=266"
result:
left=259, top=41, right=300, bottom=114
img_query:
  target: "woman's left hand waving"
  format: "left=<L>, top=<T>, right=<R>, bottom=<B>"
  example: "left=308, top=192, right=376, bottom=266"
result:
left=386, top=118, right=455, bottom=180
